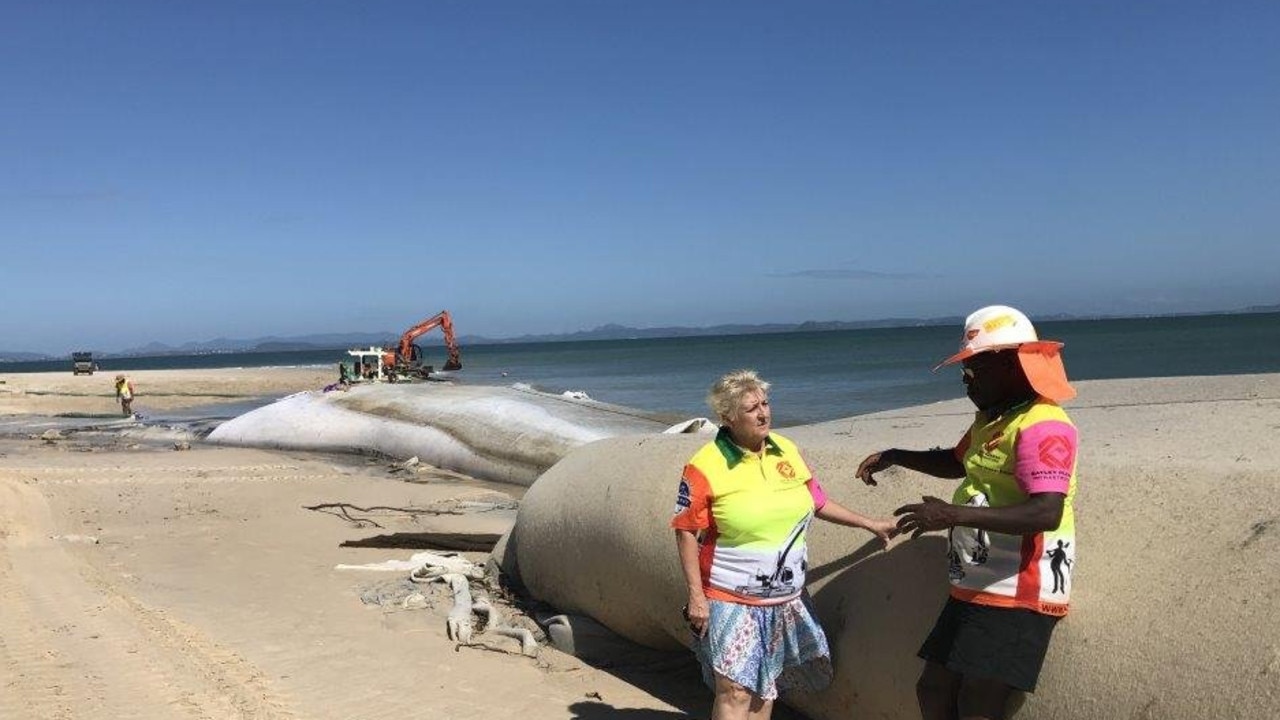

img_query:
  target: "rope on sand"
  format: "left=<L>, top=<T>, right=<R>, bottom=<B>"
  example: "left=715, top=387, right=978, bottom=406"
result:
left=409, top=552, right=538, bottom=657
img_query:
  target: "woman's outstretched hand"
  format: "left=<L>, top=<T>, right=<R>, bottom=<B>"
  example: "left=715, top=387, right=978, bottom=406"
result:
left=867, top=517, right=900, bottom=545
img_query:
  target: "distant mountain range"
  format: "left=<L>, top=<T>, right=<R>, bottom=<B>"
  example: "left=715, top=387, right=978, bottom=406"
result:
left=106, top=333, right=401, bottom=357
left=3, top=304, right=1277, bottom=362
left=0, top=319, right=958, bottom=361
left=478, top=317, right=966, bottom=345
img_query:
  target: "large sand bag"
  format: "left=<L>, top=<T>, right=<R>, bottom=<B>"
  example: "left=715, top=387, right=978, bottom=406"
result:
left=509, top=375, right=1280, bottom=719
left=208, top=383, right=668, bottom=485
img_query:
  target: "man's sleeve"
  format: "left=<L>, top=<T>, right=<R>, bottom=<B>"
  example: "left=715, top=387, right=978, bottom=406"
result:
left=1015, top=420, right=1078, bottom=495
left=670, top=464, right=712, bottom=531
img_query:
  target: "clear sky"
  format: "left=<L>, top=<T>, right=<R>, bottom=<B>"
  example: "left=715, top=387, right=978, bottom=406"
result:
left=4, top=1, right=1278, bottom=355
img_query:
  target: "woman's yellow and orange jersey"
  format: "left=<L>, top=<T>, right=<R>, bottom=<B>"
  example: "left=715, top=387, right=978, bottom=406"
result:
left=671, top=429, right=827, bottom=606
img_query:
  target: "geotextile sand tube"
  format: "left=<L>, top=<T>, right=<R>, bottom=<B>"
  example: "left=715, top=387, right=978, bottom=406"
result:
left=207, top=382, right=668, bottom=485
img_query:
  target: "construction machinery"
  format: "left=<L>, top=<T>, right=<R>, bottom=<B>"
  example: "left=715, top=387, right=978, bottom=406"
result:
left=380, top=310, right=463, bottom=379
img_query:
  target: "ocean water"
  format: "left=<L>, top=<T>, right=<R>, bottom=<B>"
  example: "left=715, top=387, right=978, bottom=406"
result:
left=5, top=312, right=1278, bottom=426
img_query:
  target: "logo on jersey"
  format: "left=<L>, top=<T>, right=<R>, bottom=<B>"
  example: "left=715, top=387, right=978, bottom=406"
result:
left=1037, top=435, right=1074, bottom=469
left=673, top=479, right=692, bottom=515
left=776, top=461, right=796, bottom=479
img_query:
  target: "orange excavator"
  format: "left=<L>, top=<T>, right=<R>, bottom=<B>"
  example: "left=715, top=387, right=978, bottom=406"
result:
left=381, top=310, right=463, bottom=378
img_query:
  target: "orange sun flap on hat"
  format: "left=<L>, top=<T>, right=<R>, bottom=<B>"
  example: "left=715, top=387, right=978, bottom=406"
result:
left=1016, top=343, right=1076, bottom=403
left=930, top=302, right=1076, bottom=403
left=932, top=339, right=1075, bottom=402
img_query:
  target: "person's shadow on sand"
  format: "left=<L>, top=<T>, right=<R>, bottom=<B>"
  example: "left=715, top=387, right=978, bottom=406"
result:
left=569, top=700, right=692, bottom=719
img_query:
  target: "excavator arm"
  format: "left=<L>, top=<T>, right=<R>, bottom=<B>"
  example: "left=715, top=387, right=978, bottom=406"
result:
left=385, top=310, right=462, bottom=372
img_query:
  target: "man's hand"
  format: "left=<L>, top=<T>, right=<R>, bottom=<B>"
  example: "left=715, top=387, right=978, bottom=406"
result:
left=856, top=450, right=895, bottom=486
left=894, top=496, right=958, bottom=539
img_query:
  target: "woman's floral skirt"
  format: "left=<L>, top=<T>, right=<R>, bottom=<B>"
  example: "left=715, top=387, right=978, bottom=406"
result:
left=693, top=594, right=833, bottom=700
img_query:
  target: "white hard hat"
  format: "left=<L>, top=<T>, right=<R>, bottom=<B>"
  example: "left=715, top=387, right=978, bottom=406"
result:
left=935, top=305, right=1060, bottom=369
left=933, top=304, right=1076, bottom=403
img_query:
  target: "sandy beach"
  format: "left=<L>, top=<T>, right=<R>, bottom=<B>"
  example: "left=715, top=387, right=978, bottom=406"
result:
left=0, top=369, right=709, bottom=720
left=0, top=368, right=338, bottom=418
left=5, top=368, right=1280, bottom=719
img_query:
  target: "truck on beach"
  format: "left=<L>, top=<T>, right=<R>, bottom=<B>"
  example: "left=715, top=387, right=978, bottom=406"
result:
left=71, top=351, right=95, bottom=375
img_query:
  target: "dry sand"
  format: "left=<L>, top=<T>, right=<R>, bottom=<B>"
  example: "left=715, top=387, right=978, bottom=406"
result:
left=0, top=367, right=338, bottom=417
left=0, top=369, right=707, bottom=720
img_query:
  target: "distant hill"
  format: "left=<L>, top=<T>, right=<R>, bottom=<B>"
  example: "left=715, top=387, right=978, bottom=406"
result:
left=0, top=351, right=53, bottom=362
left=110, top=333, right=398, bottom=357
left=5, top=320, right=959, bottom=360
left=480, top=317, right=964, bottom=344
left=2, top=304, right=1276, bottom=360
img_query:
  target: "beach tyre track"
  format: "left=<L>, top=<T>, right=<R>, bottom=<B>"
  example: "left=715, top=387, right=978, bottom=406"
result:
left=0, top=477, right=298, bottom=719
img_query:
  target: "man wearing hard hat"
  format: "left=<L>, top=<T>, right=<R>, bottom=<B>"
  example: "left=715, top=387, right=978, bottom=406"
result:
left=857, top=305, right=1078, bottom=720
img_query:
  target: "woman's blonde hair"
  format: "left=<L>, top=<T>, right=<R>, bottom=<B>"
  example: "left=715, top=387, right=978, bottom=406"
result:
left=707, top=369, right=771, bottom=422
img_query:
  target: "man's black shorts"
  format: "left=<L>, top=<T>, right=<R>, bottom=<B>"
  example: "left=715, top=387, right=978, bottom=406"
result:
left=917, top=597, right=1060, bottom=692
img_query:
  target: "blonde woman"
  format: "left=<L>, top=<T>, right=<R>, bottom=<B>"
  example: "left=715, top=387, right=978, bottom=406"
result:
left=672, top=369, right=896, bottom=720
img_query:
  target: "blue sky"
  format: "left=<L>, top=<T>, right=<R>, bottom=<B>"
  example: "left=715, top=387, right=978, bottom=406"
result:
left=3, top=1, right=1277, bottom=355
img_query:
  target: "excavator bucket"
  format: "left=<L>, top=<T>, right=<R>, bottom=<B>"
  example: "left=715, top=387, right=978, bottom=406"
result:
left=443, top=358, right=462, bottom=371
